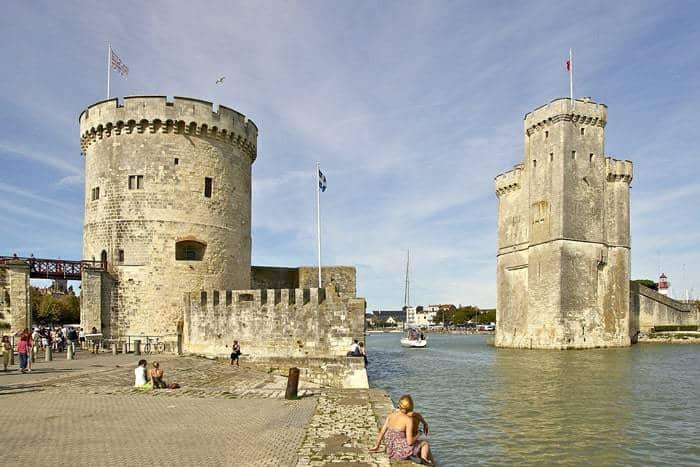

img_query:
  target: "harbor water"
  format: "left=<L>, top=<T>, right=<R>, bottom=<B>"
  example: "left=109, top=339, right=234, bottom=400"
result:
left=366, top=333, right=699, bottom=466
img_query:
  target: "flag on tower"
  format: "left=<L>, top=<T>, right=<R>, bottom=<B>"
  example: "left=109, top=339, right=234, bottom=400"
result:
left=110, top=48, right=129, bottom=77
left=318, top=169, right=327, bottom=192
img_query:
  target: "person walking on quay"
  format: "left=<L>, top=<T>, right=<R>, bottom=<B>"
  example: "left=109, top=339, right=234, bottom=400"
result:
left=17, top=329, right=31, bottom=373
left=79, top=328, right=85, bottom=349
left=1, top=336, right=12, bottom=371
left=230, top=340, right=241, bottom=366
left=369, top=394, right=432, bottom=465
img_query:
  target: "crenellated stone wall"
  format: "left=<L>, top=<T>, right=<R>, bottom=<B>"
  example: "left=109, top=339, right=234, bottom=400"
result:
left=251, top=266, right=357, bottom=299
left=182, top=284, right=367, bottom=387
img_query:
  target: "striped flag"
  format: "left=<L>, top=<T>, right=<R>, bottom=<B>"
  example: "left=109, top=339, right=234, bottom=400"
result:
left=318, top=169, right=327, bottom=192
left=111, top=48, right=129, bottom=78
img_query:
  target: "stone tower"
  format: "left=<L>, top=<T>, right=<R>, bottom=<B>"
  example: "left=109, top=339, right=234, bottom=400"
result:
left=495, top=97, right=633, bottom=349
left=79, top=96, right=258, bottom=337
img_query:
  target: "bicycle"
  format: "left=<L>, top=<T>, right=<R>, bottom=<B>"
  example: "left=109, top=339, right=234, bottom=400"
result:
left=143, top=337, right=165, bottom=354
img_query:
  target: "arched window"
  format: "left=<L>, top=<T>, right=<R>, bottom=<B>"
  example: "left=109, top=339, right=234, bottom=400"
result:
left=175, top=241, right=206, bottom=261
left=100, top=250, right=107, bottom=269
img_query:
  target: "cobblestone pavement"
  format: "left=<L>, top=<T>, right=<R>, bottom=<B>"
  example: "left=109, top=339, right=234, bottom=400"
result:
left=296, top=389, right=394, bottom=467
left=0, top=351, right=319, bottom=466
left=0, top=351, right=318, bottom=399
left=0, top=391, right=316, bottom=466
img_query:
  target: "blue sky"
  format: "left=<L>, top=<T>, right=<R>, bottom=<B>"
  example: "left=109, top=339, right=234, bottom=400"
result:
left=1, top=1, right=698, bottom=310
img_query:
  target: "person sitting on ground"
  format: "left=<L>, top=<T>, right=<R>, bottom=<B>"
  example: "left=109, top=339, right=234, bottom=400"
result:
left=409, top=410, right=433, bottom=463
left=1, top=335, right=12, bottom=371
left=358, top=341, right=368, bottom=365
left=369, top=394, right=432, bottom=465
left=347, top=339, right=361, bottom=357
left=134, top=359, right=150, bottom=388
left=230, top=340, right=241, bottom=366
left=149, top=361, right=166, bottom=389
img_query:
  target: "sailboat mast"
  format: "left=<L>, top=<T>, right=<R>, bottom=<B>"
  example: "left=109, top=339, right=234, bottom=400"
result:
left=404, top=250, right=410, bottom=307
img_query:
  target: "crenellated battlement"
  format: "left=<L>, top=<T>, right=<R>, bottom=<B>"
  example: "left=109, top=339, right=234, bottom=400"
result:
left=194, top=286, right=342, bottom=309
left=524, top=97, right=607, bottom=136
left=605, top=157, right=633, bottom=183
left=495, top=163, right=524, bottom=196
left=79, top=96, right=258, bottom=160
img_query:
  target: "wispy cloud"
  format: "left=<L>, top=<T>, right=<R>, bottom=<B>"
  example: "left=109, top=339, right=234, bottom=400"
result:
left=0, top=142, right=81, bottom=175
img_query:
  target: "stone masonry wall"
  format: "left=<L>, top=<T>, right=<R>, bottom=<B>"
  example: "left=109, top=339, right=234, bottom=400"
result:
left=251, top=266, right=357, bottom=299
left=183, top=285, right=366, bottom=359
left=80, top=96, right=257, bottom=338
left=630, top=282, right=699, bottom=333
left=0, top=263, right=30, bottom=334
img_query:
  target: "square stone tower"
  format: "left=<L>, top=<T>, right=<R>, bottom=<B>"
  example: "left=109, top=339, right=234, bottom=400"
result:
left=495, top=98, right=633, bottom=349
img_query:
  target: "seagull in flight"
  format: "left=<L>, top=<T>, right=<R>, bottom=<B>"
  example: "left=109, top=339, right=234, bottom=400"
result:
left=215, top=76, right=226, bottom=85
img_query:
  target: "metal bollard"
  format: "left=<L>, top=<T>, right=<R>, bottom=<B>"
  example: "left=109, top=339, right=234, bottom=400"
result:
left=67, top=344, right=74, bottom=360
left=111, top=343, right=117, bottom=356
left=10, top=350, right=15, bottom=366
left=122, top=342, right=128, bottom=354
left=133, top=339, right=141, bottom=356
left=285, top=367, right=300, bottom=400
left=45, top=346, right=52, bottom=362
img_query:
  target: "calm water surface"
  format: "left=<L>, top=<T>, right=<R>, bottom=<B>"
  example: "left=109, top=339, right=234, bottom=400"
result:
left=366, top=333, right=699, bottom=466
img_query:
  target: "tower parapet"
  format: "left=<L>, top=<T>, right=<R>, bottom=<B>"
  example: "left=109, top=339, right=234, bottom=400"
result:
left=495, top=163, right=524, bottom=196
left=524, top=97, right=607, bottom=136
left=606, top=157, right=633, bottom=183
left=79, top=96, right=258, bottom=160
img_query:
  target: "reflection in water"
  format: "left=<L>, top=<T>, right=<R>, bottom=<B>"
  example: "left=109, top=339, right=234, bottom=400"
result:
left=490, top=348, right=634, bottom=465
left=366, top=333, right=699, bottom=467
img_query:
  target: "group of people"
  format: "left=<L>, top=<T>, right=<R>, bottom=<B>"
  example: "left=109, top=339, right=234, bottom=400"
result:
left=370, top=394, right=434, bottom=465
left=347, top=339, right=368, bottom=365
left=134, top=359, right=175, bottom=389
left=30, top=326, right=82, bottom=353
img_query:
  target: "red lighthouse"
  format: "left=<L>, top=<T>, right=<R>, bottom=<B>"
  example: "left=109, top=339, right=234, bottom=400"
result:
left=658, top=273, right=670, bottom=296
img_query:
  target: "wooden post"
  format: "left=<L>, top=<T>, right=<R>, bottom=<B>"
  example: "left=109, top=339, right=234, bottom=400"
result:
left=285, top=367, right=300, bottom=400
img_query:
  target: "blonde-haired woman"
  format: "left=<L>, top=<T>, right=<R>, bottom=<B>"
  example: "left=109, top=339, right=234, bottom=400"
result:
left=369, top=394, right=432, bottom=465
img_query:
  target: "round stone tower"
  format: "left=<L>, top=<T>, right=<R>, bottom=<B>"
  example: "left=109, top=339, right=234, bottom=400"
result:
left=79, top=96, right=258, bottom=338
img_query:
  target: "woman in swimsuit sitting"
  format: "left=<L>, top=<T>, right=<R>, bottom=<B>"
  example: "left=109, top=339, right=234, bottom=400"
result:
left=149, top=361, right=166, bottom=389
left=369, top=394, right=432, bottom=465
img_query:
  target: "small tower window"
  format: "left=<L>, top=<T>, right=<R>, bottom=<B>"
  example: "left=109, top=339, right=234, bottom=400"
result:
left=572, top=150, right=577, bottom=160
left=117, top=249, right=124, bottom=263
left=581, top=127, right=585, bottom=136
left=91, top=187, right=100, bottom=201
left=589, top=153, right=594, bottom=165
left=128, top=175, right=144, bottom=190
left=204, top=177, right=213, bottom=198
left=176, top=240, right=206, bottom=261
left=545, top=130, right=549, bottom=139
left=532, top=159, right=537, bottom=169
left=174, top=158, right=179, bottom=165
left=549, top=153, right=554, bottom=162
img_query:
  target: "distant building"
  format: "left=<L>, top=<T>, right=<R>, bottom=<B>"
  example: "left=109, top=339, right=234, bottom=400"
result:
left=415, top=310, right=437, bottom=327
left=369, top=310, right=405, bottom=327
left=404, top=306, right=416, bottom=325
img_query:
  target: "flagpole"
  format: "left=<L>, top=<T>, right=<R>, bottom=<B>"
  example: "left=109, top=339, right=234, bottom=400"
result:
left=107, top=42, right=111, bottom=99
left=569, top=48, right=574, bottom=106
left=316, top=161, right=322, bottom=288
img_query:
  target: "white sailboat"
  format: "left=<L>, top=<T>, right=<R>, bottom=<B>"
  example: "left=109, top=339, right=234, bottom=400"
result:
left=400, top=250, right=428, bottom=348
